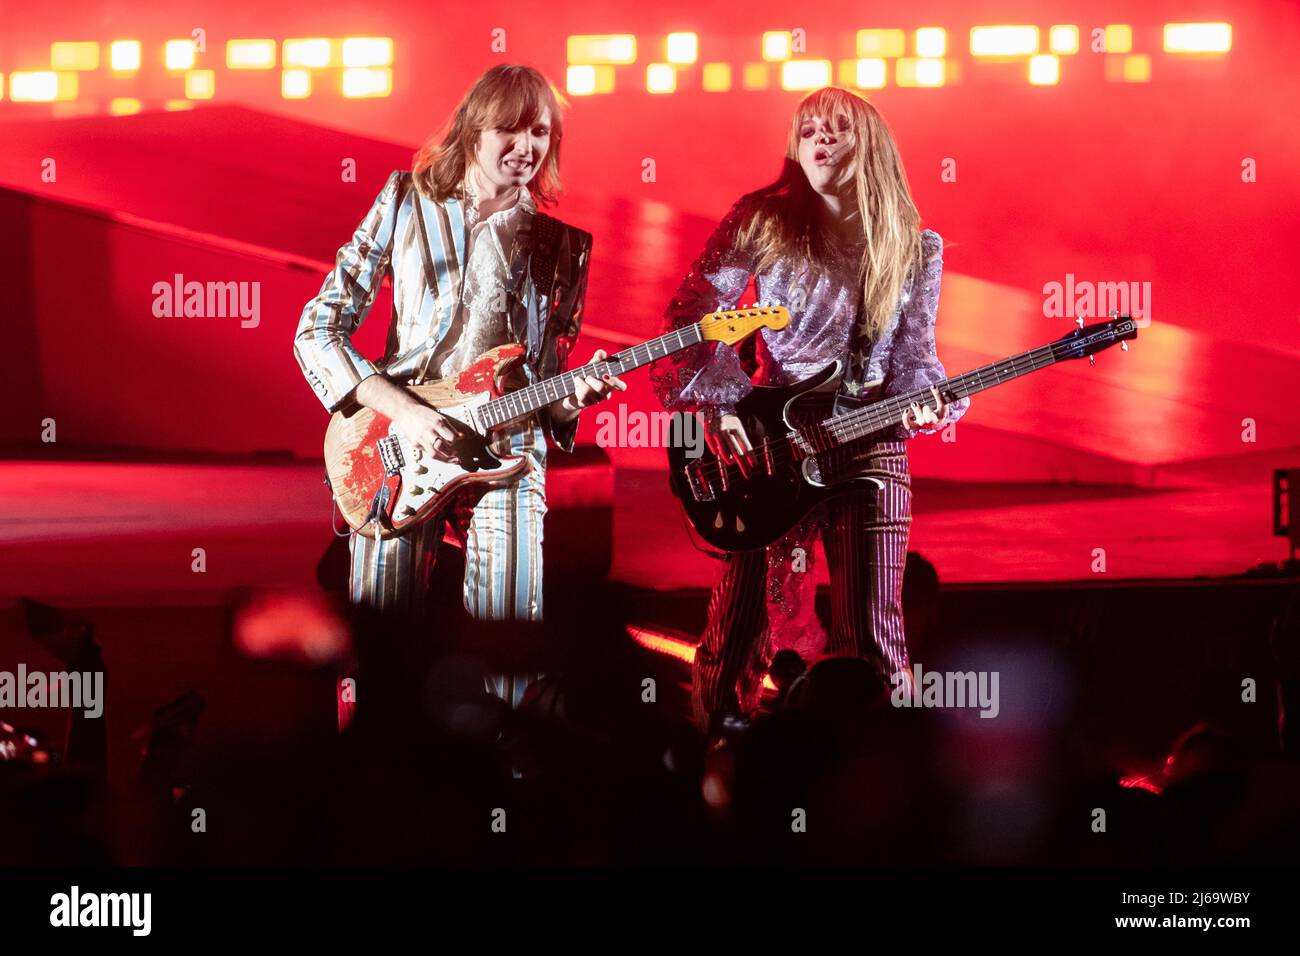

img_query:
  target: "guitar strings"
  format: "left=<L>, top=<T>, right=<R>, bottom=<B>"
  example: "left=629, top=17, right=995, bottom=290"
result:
left=688, top=344, right=1057, bottom=488
left=478, top=307, right=786, bottom=430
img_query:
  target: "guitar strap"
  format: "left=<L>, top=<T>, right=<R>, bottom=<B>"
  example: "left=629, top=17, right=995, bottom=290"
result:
left=529, top=211, right=562, bottom=300
left=837, top=298, right=874, bottom=414
left=521, top=211, right=564, bottom=375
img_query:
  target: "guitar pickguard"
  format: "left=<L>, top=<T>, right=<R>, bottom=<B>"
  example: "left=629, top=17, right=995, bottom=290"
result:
left=382, top=393, right=527, bottom=530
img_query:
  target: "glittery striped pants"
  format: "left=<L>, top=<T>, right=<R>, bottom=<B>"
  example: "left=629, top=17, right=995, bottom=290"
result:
left=692, top=441, right=912, bottom=724
left=347, top=423, right=547, bottom=709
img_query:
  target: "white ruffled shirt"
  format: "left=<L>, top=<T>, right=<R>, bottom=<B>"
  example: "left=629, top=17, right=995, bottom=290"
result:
left=432, top=177, right=537, bottom=379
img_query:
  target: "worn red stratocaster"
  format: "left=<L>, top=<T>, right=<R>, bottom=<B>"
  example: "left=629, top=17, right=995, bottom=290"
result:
left=324, top=305, right=791, bottom=539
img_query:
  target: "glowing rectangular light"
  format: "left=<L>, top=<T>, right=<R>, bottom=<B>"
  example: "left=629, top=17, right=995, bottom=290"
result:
left=9, top=71, right=76, bottom=102
left=857, top=29, right=905, bottom=58
left=666, top=33, right=697, bottom=64
left=1103, top=25, right=1132, bottom=54
left=1164, top=23, right=1232, bottom=53
left=1048, top=25, right=1079, bottom=54
left=227, top=39, right=276, bottom=69
left=1105, top=54, right=1150, bottom=83
left=342, top=67, right=392, bottom=98
left=110, top=40, right=141, bottom=71
left=282, top=69, right=311, bottom=99
left=855, top=58, right=887, bottom=88
left=165, top=99, right=194, bottom=111
left=566, top=65, right=595, bottom=95
left=185, top=70, right=215, bottom=99
left=762, top=32, right=792, bottom=61
left=567, top=35, right=636, bottom=64
left=109, top=97, right=142, bottom=115
left=1028, top=55, right=1059, bottom=85
left=896, top=58, right=945, bottom=87
left=1124, top=54, right=1151, bottom=82
left=915, top=28, right=946, bottom=58
left=781, top=60, right=831, bottom=91
left=51, top=42, right=100, bottom=71
left=970, top=26, right=1039, bottom=57
left=702, top=62, right=731, bottom=92
left=165, top=39, right=196, bottom=70
left=565, top=64, right=615, bottom=95
left=742, top=62, right=769, bottom=90
left=646, top=63, right=676, bottom=93
left=342, top=37, right=392, bottom=68
left=284, top=38, right=333, bottom=68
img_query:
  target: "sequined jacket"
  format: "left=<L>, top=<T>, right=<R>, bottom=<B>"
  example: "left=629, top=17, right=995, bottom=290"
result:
left=293, top=170, right=592, bottom=452
left=650, top=195, right=968, bottom=440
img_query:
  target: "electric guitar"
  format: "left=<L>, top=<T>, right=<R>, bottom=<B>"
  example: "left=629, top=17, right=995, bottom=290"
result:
left=325, top=306, right=791, bottom=539
left=667, top=315, right=1139, bottom=552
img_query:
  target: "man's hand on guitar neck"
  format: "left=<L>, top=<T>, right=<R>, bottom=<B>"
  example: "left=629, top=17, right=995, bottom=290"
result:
left=355, top=375, right=461, bottom=463
left=551, top=348, right=627, bottom=425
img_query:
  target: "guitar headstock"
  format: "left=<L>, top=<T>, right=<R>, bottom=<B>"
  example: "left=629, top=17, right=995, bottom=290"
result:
left=699, top=305, right=791, bottom=345
left=1052, top=314, right=1139, bottom=362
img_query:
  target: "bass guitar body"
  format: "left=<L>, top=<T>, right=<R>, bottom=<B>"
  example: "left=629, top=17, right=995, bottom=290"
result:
left=667, top=362, right=887, bottom=552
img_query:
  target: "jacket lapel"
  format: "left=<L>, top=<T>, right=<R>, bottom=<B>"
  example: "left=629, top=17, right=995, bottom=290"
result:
left=411, top=193, right=467, bottom=354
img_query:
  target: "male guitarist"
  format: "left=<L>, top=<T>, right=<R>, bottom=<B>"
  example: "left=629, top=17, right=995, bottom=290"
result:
left=293, top=65, right=623, bottom=707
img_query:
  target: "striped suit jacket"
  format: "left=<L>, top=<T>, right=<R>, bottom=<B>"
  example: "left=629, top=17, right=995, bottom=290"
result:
left=293, top=169, right=593, bottom=452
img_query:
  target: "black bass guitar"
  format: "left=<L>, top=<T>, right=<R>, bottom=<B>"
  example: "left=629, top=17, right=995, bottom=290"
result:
left=667, top=316, right=1138, bottom=551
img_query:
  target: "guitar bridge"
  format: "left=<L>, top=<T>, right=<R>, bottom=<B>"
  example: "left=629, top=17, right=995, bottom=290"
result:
left=377, top=435, right=406, bottom=476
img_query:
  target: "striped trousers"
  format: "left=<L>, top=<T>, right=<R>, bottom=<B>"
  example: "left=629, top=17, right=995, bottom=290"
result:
left=692, top=440, right=912, bottom=725
left=347, top=422, right=548, bottom=708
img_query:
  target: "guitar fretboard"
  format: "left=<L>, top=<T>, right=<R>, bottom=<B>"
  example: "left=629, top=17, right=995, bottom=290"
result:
left=477, top=323, right=706, bottom=430
left=798, top=343, right=1061, bottom=454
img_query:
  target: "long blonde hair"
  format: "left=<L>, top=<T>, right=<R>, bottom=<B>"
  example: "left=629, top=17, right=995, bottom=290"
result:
left=412, top=64, right=566, bottom=206
left=738, top=87, right=926, bottom=340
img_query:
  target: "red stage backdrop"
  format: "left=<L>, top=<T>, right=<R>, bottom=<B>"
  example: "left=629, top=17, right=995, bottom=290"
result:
left=1, top=1, right=1296, bottom=484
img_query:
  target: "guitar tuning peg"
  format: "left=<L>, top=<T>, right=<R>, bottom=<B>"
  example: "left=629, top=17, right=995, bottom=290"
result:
left=1120, top=341, right=1129, bottom=351
left=1075, top=316, right=1085, bottom=329
left=1088, top=355, right=1096, bottom=366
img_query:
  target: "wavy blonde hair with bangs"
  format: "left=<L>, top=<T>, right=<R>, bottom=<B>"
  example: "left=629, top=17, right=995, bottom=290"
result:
left=412, top=64, right=566, bottom=206
left=738, top=87, right=926, bottom=341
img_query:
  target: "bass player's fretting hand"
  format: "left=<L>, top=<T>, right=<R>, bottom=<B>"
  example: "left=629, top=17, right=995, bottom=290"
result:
left=899, top=385, right=952, bottom=435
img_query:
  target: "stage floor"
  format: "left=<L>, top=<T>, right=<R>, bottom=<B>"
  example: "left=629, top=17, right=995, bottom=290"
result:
left=0, top=457, right=1284, bottom=610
